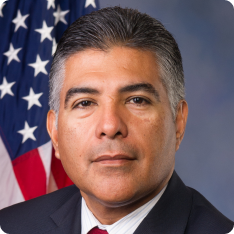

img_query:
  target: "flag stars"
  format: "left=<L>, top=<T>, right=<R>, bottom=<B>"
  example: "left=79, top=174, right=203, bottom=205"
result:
left=53, top=5, right=69, bottom=25
left=28, top=55, right=49, bottom=77
left=35, top=21, right=53, bottom=42
left=0, top=3, right=6, bottom=17
left=22, top=88, right=43, bottom=110
left=18, top=121, right=38, bottom=143
left=0, top=77, right=15, bottom=99
left=12, top=10, right=29, bottom=32
left=4, top=43, right=22, bottom=65
left=47, top=0, right=55, bottom=10
left=85, top=0, right=96, bottom=8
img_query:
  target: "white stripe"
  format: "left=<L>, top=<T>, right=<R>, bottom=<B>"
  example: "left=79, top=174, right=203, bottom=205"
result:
left=0, top=136, right=24, bottom=209
left=47, top=171, right=58, bottom=193
left=38, top=141, right=52, bottom=187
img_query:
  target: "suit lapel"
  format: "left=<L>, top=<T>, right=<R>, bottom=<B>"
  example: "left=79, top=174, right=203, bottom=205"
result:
left=49, top=191, right=82, bottom=234
left=46, top=171, right=192, bottom=234
left=134, top=171, right=193, bottom=234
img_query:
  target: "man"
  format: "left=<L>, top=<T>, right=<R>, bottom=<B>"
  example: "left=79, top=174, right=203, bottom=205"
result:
left=0, top=6, right=233, bottom=234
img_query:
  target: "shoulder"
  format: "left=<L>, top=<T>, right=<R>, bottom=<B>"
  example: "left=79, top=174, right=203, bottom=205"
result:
left=0, top=185, right=81, bottom=232
left=185, top=186, right=234, bottom=234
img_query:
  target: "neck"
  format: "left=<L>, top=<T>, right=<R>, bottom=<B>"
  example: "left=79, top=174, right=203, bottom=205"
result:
left=81, top=181, right=168, bottom=225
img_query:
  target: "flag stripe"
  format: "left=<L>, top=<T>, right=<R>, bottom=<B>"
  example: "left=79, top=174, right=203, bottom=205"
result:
left=38, top=141, right=52, bottom=187
left=51, top=149, right=73, bottom=189
left=12, top=148, right=47, bottom=200
left=0, top=136, right=24, bottom=209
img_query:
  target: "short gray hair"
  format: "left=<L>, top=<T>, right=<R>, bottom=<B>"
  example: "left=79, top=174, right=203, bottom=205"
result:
left=49, top=7, right=185, bottom=120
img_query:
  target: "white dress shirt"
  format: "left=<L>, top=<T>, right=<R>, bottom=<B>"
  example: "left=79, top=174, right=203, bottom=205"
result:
left=81, top=185, right=167, bottom=234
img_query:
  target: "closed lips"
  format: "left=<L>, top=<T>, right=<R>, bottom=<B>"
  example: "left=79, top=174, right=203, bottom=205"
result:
left=93, top=155, right=135, bottom=162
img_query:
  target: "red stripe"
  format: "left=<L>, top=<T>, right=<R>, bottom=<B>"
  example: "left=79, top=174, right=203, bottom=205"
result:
left=51, top=148, right=73, bottom=189
left=12, top=149, right=46, bottom=200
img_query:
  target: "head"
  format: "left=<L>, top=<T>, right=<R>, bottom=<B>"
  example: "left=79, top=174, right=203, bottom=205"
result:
left=47, top=7, right=188, bottom=215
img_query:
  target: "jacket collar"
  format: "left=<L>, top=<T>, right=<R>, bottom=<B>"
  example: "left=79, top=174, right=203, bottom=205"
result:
left=48, top=171, right=192, bottom=234
left=49, top=189, right=82, bottom=234
left=134, top=171, right=193, bottom=234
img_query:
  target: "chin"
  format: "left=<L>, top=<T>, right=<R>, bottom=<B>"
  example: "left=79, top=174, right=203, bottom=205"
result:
left=95, top=192, right=138, bottom=208
left=85, top=179, right=139, bottom=207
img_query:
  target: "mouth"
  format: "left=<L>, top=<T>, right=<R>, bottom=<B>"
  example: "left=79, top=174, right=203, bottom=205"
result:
left=92, top=154, right=135, bottom=166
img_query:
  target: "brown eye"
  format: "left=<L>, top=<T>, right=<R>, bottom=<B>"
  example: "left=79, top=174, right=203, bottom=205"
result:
left=80, top=101, right=92, bottom=106
left=73, top=100, right=94, bottom=109
left=132, top=97, right=144, bottom=104
left=128, top=97, right=150, bottom=105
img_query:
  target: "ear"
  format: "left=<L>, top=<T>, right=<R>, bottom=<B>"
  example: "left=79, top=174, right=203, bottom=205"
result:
left=47, top=110, right=60, bottom=159
left=175, top=100, right=188, bottom=151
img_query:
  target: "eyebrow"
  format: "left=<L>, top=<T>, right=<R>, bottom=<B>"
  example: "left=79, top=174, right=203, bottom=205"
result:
left=65, top=87, right=100, bottom=108
left=119, top=83, right=160, bottom=101
left=64, top=82, right=160, bottom=108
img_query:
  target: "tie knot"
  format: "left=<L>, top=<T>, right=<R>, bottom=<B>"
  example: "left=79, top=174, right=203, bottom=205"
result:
left=88, top=227, right=108, bottom=234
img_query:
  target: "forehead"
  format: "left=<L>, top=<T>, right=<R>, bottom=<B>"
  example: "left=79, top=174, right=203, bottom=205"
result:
left=61, top=47, right=165, bottom=98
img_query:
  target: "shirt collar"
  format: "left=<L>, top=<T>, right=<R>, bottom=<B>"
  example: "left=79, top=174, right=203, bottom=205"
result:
left=81, top=185, right=167, bottom=234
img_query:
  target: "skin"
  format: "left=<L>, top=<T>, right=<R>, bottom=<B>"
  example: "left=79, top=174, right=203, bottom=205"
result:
left=47, top=46, right=188, bottom=224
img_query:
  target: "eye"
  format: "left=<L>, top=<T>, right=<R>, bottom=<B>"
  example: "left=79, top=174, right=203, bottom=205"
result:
left=128, top=97, right=150, bottom=105
left=72, top=97, right=150, bottom=109
left=73, top=100, right=95, bottom=109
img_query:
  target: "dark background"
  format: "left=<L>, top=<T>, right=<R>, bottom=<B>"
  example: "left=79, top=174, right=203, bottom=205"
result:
left=99, top=0, right=234, bottom=220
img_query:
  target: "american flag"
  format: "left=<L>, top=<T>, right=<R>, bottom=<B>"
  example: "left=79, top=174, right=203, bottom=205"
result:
left=0, top=0, right=99, bottom=209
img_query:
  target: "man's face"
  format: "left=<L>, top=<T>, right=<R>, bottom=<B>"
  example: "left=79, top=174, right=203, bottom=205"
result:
left=48, top=47, right=187, bottom=207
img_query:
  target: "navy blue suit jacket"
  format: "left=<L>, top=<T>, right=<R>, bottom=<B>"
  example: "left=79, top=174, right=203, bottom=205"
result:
left=0, top=171, right=233, bottom=234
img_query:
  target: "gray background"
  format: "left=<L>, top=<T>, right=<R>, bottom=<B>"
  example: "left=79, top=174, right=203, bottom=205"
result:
left=99, top=0, right=234, bottom=220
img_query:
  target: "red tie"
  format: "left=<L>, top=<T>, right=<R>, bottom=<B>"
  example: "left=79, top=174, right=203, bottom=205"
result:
left=88, top=227, right=108, bottom=234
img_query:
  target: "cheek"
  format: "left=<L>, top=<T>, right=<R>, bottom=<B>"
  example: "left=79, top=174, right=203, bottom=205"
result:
left=132, top=112, right=175, bottom=170
left=57, top=118, right=94, bottom=180
left=133, top=114, right=166, bottom=152
left=58, top=115, right=94, bottom=151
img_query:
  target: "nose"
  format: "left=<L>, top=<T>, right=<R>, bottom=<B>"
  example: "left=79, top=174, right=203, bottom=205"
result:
left=95, top=104, right=128, bottom=139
